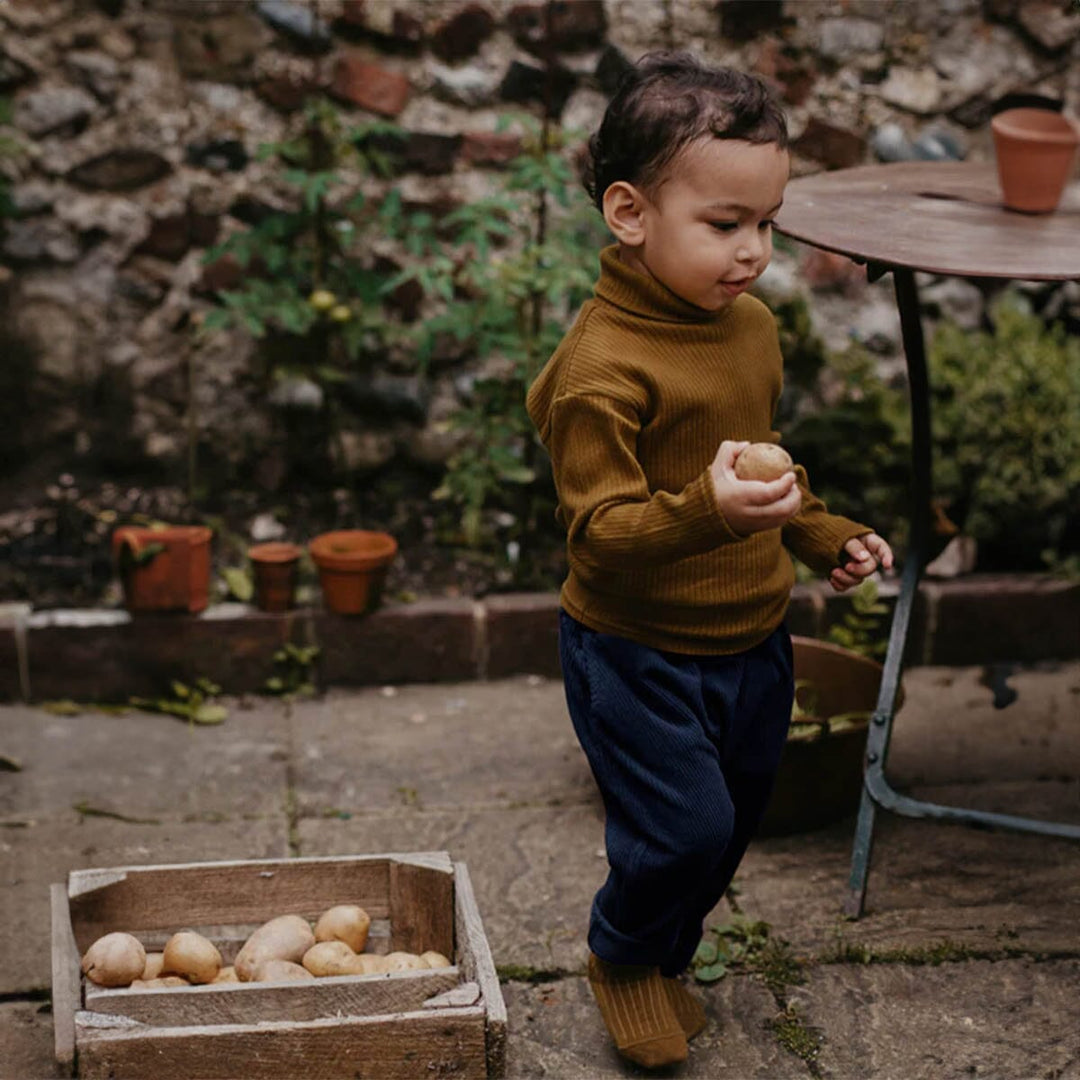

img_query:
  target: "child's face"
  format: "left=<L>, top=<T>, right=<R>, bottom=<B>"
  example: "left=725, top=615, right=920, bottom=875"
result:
left=624, top=137, right=790, bottom=312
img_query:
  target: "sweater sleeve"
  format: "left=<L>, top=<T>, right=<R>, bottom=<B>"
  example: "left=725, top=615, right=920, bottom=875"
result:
left=548, top=392, right=743, bottom=570
left=782, top=462, right=872, bottom=574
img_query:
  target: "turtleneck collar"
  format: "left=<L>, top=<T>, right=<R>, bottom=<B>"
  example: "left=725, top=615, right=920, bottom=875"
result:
left=592, top=244, right=736, bottom=325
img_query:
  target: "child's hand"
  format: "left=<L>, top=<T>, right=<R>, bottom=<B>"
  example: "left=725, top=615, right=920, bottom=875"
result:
left=710, top=440, right=801, bottom=535
left=829, top=533, right=894, bottom=592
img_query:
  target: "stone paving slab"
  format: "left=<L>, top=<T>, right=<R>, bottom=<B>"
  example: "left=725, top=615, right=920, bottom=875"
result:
left=0, top=699, right=291, bottom=819
left=0, top=1000, right=59, bottom=1080
left=884, top=662, right=1080, bottom=786
left=289, top=676, right=595, bottom=815
left=298, top=804, right=605, bottom=974
left=1, top=662, right=1076, bottom=1079
left=503, top=974, right=800, bottom=1079
left=736, top=788, right=1080, bottom=962
left=791, top=958, right=1080, bottom=1080
left=0, top=815, right=289, bottom=996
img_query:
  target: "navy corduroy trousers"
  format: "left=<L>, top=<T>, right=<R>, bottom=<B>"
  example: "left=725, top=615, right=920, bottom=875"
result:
left=559, top=609, right=794, bottom=977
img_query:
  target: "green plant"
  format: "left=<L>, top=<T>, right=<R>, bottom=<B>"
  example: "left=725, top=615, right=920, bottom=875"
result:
left=773, top=292, right=829, bottom=399
left=787, top=681, right=870, bottom=741
left=786, top=292, right=1080, bottom=573
left=0, top=97, right=17, bottom=224
left=825, top=578, right=890, bottom=660
left=394, top=115, right=607, bottom=553
left=199, top=99, right=409, bottom=481
left=130, top=678, right=228, bottom=726
left=784, top=345, right=911, bottom=553
left=263, top=642, right=320, bottom=697
left=691, top=914, right=773, bottom=983
left=928, top=295, right=1080, bottom=570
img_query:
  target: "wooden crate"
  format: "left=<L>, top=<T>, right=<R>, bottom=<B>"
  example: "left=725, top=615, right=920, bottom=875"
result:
left=51, top=852, right=507, bottom=1079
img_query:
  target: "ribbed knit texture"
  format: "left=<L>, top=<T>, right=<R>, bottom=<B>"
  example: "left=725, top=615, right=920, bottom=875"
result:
left=664, top=977, right=708, bottom=1039
left=586, top=954, right=689, bottom=1067
left=527, top=244, right=870, bottom=654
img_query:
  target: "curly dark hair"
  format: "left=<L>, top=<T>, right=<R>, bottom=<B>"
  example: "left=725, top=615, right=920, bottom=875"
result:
left=583, top=51, right=789, bottom=214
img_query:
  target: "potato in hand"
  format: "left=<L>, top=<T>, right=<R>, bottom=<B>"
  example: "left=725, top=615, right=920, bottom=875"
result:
left=733, top=443, right=794, bottom=482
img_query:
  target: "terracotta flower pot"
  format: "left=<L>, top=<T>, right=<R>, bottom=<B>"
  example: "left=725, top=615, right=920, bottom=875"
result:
left=112, top=525, right=213, bottom=614
left=248, top=542, right=303, bottom=613
left=758, top=637, right=905, bottom=837
left=309, top=530, right=398, bottom=615
left=991, top=107, right=1080, bottom=214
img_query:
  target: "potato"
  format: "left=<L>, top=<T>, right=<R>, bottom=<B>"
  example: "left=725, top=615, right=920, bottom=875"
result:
left=420, top=951, right=452, bottom=969
left=132, top=975, right=191, bottom=989
left=383, top=951, right=428, bottom=972
left=734, top=442, right=794, bottom=482
left=352, top=953, right=391, bottom=975
left=81, top=932, right=146, bottom=988
left=314, top=905, right=371, bottom=954
left=234, top=915, right=315, bottom=982
left=213, top=966, right=238, bottom=984
left=162, top=931, right=222, bottom=985
left=302, top=940, right=359, bottom=977
left=141, top=952, right=165, bottom=980
left=252, top=959, right=315, bottom=982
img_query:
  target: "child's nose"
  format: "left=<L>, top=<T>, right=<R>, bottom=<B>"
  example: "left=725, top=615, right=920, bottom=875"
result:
left=736, top=231, right=765, bottom=263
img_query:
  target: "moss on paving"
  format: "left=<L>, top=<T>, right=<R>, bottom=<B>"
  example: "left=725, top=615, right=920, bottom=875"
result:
left=821, top=936, right=1034, bottom=967
left=770, top=1004, right=824, bottom=1078
left=496, top=964, right=573, bottom=983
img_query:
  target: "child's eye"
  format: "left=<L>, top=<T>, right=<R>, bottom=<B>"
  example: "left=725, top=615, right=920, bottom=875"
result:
left=758, top=219, right=775, bottom=231
left=709, top=221, right=738, bottom=233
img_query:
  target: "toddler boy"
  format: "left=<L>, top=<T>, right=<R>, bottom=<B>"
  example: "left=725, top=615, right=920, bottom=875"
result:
left=526, top=52, right=892, bottom=1068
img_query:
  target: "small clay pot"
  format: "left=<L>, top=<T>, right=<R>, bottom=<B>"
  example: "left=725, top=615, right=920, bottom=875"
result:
left=309, top=530, right=397, bottom=616
left=112, top=525, right=213, bottom=615
left=991, top=107, right=1080, bottom=214
left=248, top=542, right=303, bottom=613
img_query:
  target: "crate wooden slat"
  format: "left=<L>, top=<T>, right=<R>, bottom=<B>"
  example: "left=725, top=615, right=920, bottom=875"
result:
left=85, top=967, right=461, bottom=1027
left=453, top=862, right=507, bottom=1079
left=74, top=1007, right=489, bottom=1080
left=51, top=883, right=80, bottom=1073
left=388, top=856, right=455, bottom=955
left=53, top=852, right=506, bottom=1079
left=67, top=853, right=452, bottom=952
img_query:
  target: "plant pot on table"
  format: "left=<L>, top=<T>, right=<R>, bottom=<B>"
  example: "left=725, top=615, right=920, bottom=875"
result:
left=758, top=636, right=905, bottom=837
left=991, top=107, right=1080, bottom=214
left=309, top=530, right=397, bottom=615
left=248, top=542, right=303, bottom=613
left=112, top=525, right=213, bottom=615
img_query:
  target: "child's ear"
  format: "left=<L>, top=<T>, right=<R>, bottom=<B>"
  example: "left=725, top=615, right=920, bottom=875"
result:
left=602, top=182, right=648, bottom=245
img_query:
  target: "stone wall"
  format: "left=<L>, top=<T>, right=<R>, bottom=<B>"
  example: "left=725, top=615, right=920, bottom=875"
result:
left=1, top=0, right=1077, bottom=491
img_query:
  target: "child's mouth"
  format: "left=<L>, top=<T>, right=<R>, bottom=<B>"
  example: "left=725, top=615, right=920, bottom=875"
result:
left=721, top=278, right=753, bottom=297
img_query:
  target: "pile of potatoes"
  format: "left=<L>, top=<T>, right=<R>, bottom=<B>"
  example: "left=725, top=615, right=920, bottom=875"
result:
left=80, top=905, right=451, bottom=989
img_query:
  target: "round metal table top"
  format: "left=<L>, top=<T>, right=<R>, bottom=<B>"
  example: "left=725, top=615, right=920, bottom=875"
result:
left=774, top=161, right=1080, bottom=281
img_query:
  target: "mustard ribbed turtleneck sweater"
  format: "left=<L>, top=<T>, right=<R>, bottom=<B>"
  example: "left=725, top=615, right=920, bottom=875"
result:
left=526, top=245, right=871, bottom=655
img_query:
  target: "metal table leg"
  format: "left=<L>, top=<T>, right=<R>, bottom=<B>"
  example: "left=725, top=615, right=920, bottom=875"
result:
left=843, top=267, right=1080, bottom=919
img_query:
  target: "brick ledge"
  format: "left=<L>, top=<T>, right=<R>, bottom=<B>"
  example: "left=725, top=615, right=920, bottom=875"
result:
left=0, top=574, right=1076, bottom=702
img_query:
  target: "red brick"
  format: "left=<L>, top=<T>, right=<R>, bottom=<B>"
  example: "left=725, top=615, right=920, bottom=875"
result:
left=431, top=3, right=495, bottom=63
left=507, top=0, right=606, bottom=55
left=786, top=584, right=823, bottom=639
left=315, top=598, right=479, bottom=685
left=461, top=131, right=522, bottom=167
left=26, top=609, right=301, bottom=702
left=331, top=56, right=410, bottom=117
left=0, top=627, right=22, bottom=700
left=256, top=72, right=320, bottom=112
left=927, top=575, right=1080, bottom=665
left=791, top=117, right=867, bottom=170
left=483, top=593, right=561, bottom=679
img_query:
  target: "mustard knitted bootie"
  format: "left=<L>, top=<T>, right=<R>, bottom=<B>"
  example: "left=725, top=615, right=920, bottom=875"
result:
left=586, top=953, right=689, bottom=1068
left=664, top=976, right=708, bottom=1040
